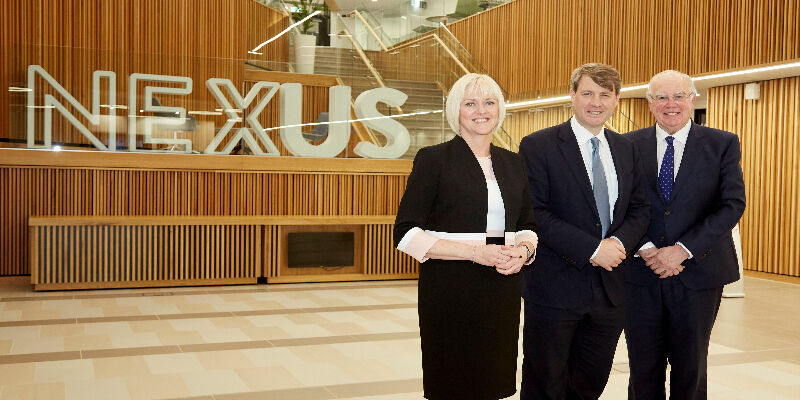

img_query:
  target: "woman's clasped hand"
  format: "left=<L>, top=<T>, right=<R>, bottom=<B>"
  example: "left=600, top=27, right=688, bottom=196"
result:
left=472, top=244, right=527, bottom=275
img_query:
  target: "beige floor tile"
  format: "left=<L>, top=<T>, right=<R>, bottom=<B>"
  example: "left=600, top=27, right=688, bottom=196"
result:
left=21, top=309, right=64, bottom=320
left=36, top=359, right=95, bottom=383
left=208, top=316, right=256, bottom=330
left=0, top=339, right=12, bottom=355
left=336, top=358, right=408, bottom=382
left=242, top=348, right=306, bottom=368
left=167, top=318, right=217, bottom=332
left=83, top=322, right=134, bottom=336
left=12, top=336, right=65, bottom=354
left=143, top=353, right=204, bottom=375
left=0, top=382, right=66, bottom=400
left=157, top=331, right=206, bottom=346
left=198, top=328, right=251, bottom=343
left=109, top=332, right=163, bottom=349
left=0, top=310, right=23, bottom=321
left=65, top=378, right=132, bottom=400
left=125, top=374, right=191, bottom=400
left=600, top=373, right=630, bottom=399
left=129, top=319, right=173, bottom=333
left=194, top=350, right=256, bottom=370
left=0, top=363, right=36, bottom=385
left=320, top=322, right=371, bottom=336
left=235, top=366, right=305, bottom=391
left=241, top=325, right=293, bottom=341
left=92, top=356, right=153, bottom=378
left=175, top=304, right=218, bottom=314
left=181, top=370, right=250, bottom=396
left=63, top=334, right=114, bottom=351
left=0, top=326, right=39, bottom=340
left=40, top=324, right=86, bottom=338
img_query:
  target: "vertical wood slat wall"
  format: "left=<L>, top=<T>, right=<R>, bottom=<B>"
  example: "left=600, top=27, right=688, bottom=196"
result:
left=0, top=163, right=411, bottom=276
left=0, top=0, right=289, bottom=145
left=448, top=0, right=800, bottom=100
left=28, top=219, right=416, bottom=289
left=707, top=76, right=800, bottom=277
left=503, top=98, right=654, bottom=144
left=31, top=224, right=261, bottom=290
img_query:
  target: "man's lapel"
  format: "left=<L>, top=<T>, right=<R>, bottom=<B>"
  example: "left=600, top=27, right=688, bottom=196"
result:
left=670, top=122, right=704, bottom=202
left=557, top=122, right=599, bottom=219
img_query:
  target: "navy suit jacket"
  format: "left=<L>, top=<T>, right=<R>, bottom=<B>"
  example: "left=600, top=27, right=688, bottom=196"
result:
left=625, top=123, right=746, bottom=289
left=519, top=121, right=650, bottom=310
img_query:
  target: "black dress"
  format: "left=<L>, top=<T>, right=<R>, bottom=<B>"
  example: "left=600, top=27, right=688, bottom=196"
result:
left=394, top=136, right=536, bottom=400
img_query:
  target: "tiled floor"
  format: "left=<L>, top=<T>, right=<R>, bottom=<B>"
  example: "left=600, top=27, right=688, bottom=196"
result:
left=0, top=275, right=798, bottom=399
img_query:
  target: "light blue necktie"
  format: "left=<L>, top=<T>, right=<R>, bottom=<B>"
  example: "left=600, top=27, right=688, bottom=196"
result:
left=591, top=137, right=611, bottom=238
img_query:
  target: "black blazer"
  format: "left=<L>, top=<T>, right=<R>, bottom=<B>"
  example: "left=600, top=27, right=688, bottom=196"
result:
left=625, top=123, right=746, bottom=289
left=519, top=121, right=650, bottom=309
left=394, top=135, right=536, bottom=246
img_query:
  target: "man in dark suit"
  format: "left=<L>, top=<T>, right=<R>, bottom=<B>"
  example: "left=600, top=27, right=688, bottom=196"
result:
left=518, top=63, right=650, bottom=399
left=624, top=70, right=746, bottom=399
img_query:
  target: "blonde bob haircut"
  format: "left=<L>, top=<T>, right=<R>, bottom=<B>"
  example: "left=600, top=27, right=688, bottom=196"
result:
left=445, top=73, right=506, bottom=135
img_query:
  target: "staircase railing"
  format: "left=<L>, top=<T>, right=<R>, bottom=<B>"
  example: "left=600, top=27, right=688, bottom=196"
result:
left=334, top=13, right=403, bottom=115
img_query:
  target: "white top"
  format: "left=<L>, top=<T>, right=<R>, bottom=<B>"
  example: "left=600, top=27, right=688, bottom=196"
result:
left=570, top=117, right=619, bottom=223
left=477, top=157, right=506, bottom=236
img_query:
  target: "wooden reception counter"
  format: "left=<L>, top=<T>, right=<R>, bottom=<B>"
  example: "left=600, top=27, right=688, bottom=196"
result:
left=0, top=148, right=417, bottom=290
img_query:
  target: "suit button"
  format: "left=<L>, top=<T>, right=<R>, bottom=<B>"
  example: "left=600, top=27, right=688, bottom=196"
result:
left=659, top=236, right=666, bottom=242
left=595, top=223, right=601, bottom=227
left=664, top=210, right=671, bottom=216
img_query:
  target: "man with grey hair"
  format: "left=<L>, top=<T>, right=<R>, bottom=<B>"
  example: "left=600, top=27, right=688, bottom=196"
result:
left=519, top=63, right=649, bottom=399
left=625, top=70, right=746, bottom=399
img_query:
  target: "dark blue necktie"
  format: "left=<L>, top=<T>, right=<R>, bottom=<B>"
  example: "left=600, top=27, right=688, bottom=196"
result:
left=658, top=136, right=675, bottom=202
left=590, top=137, right=610, bottom=237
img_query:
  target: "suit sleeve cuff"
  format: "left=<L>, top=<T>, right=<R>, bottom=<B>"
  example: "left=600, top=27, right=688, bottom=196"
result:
left=396, top=227, right=437, bottom=263
left=590, top=242, right=601, bottom=261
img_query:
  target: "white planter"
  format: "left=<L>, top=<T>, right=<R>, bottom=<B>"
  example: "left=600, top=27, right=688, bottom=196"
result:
left=294, top=34, right=317, bottom=74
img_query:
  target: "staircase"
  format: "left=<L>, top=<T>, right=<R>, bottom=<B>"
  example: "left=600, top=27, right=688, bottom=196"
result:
left=313, top=46, right=452, bottom=159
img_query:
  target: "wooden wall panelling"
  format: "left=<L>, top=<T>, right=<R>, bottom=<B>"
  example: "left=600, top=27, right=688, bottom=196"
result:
left=363, top=224, right=418, bottom=277
left=448, top=0, right=800, bottom=101
left=1, top=0, right=289, bottom=148
left=707, top=76, right=800, bottom=277
left=31, top=223, right=261, bottom=290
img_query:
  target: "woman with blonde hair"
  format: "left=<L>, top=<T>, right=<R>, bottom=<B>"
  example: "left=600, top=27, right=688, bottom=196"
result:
left=394, top=73, right=538, bottom=399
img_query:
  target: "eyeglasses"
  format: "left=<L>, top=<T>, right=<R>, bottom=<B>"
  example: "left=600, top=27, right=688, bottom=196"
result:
left=649, top=91, right=695, bottom=104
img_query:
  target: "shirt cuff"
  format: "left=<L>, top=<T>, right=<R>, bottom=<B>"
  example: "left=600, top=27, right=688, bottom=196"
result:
left=676, top=242, right=693, bottom=259
left=634, top=241, right=655, bottom=257
left=396, top=227, right=438, bottom=263
left=610, top=236, right=625, bottom=252
left=515, top=230, right=538, bottom=265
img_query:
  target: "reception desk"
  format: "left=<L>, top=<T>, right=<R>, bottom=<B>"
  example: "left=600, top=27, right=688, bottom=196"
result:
left=28, top=215, right=415, bottom=290
left=0, top=148, right=417, bottom=290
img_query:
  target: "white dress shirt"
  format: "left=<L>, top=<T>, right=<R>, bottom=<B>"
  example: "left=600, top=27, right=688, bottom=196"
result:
left=637, top=120, right=694, bottom=258
left=570, top=117, right=623, bottom=258
left=571, top=117, right=619, bottom=221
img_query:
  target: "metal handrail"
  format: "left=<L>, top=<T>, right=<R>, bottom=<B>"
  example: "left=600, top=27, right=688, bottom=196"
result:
left=334, top=13, right=403, bottom=115
left=432, top=34, right=469, bottom=75
left=350, top=10, right=388, bottom=52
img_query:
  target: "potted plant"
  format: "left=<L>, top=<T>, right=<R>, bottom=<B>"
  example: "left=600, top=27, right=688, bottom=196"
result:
left=289, top=0, right=327, bottom=73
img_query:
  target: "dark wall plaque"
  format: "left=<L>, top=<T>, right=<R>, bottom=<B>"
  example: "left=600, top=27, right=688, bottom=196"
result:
left=287, top=232, right=355, bottom=268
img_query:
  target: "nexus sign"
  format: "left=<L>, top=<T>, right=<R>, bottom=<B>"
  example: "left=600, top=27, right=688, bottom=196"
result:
left=25, top=65, right=415, bottom=159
